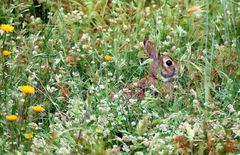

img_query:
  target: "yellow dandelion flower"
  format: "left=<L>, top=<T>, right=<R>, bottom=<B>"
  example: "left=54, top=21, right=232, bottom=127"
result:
left=104, top=55, right=112, bottom=61
left=32, top=105, right=45, bottom=112
left=24, top=133, right=33, bottom=139
left=19, top=85, right=35, bottom=94
left=5, top=115, right=18, bottom=121
left=2, top=50, right=11, bottom=57
left=0, top=24, right=14, bottom=32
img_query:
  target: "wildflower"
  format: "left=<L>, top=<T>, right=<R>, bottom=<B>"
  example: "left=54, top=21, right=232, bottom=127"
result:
left=2, top=50, right=11, bottom=57
left=24, top=133, right=33, bottom=139
left=231, top=124, right=240, bottom=138
left=227, top=104, right=235, bottom=113
left=19, top=85, right=35, bottom=94
left=125, top=38, right=130, bottom=42
left=143, top=140, right=151, bottom=147
left=5, top=115, right=18, bottom=121
left=96, top=128, right=102, bottom=133
left=104, top=55, right=112, bottom=61
left=28, top=122, right=39, bottom=129
left=32, top=137, right=46, bottom=148
left=176, top=25, right=187, bottom=36
left=32, top=105, right=45, bottom=112
left=57, top=147, right=70, bottom=155
left=0, top=24, right=14, bottom=32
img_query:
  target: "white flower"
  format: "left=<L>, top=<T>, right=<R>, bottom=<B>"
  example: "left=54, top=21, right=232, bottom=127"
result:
left=227, top=104, right=235, bottom=113
left=102, top=62, right=107, bottom=66
left=103, top=129, right=110, bottom=137
left=145, top=7, right=150, bottom=15
left=166, top=35, right=171, bottom=40
left=129, top=98, right=137, bottom=104
left=99, top=85, right=105, bottom=89
left=90, top=115, right=97, bottom=121
left=123, top=25, right=128, bottom=30
left=113, top=94, right=119, bottom=99
left=31, top=137, right=46, bottom=150
left=176, top=25, right=187, bottom=36
left=122, top=144, right=130, bottom=152
left=108, top=72, right=113, bottom=76
left=143, top=140, right=151, bottom=147
left=231, top=124, right=240, bottom=138
left=131, top=121, right=136, bottom=126
left=26, top=152, right=36, bottom=155
left=57, top=147, right=70, bottom=155
left=135, top=151, right=144, bottom=155
left=158, top=124, right=168, bottom=132
left=162, top=40, right=170, bottom=46
left=125, top=38, right=130, bottom=42
left=28, top=122, right=39, bottom=130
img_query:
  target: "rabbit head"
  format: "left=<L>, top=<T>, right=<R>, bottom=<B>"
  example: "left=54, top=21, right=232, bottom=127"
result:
left=111, top=38, right=180, bottom=102
left=143, top=38, right=179, bottom=83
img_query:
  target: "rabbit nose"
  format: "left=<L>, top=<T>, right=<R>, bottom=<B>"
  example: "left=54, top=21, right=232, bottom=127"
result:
left=166, top=60, right=172, bottom=66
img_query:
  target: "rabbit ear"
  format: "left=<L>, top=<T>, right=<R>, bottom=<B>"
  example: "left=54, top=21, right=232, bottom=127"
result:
left=143, top=38, right=158, bottom=60
left=144, top=38, right=160, bottom=78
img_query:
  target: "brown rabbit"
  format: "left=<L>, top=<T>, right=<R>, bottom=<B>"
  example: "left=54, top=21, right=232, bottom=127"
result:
left=112, top=38, right=180, bottom=101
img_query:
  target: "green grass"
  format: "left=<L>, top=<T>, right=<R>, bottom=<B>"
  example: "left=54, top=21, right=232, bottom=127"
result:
left=0, top=0, right=239, bottom=154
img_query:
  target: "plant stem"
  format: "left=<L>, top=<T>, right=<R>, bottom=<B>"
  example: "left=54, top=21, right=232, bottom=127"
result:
left=204, top=0, right=210, bottom=106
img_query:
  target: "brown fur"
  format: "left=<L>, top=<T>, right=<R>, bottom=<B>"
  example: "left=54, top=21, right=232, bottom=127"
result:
left=112, top=38, right=180, bottom=101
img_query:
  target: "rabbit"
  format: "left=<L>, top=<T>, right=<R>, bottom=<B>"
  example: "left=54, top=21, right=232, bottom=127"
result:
left=111, top=38, right=180, bottom=102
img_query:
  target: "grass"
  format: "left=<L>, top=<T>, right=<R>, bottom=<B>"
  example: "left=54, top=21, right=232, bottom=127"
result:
left=0, top=0, right=240, bottom=154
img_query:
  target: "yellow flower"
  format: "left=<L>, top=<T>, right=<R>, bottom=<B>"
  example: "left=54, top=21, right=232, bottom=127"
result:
left=104, top=55, right=112, bottom=61
left=32, top=105, right=45, bottom=112
left=19, top=85, right=35, bottom=94
left=5, top=115, right=18, bottom=121
left=95, top=128, right=102, bottom=133
left=24, top=133, right=33, bottom=139
left=0, top=24, right=14, bottom=32
left=2, top=50, right=11, bottom=57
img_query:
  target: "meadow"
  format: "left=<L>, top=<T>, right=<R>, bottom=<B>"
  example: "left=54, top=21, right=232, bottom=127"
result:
left=0, top=0, right=240, bottom=154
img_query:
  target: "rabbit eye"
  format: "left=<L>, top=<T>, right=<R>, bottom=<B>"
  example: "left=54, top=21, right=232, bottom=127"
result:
left=166, top=60, right=172, bottom=66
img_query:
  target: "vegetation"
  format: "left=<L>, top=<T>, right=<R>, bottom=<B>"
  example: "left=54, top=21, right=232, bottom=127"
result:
left=0, top=0, right=239, bottom=154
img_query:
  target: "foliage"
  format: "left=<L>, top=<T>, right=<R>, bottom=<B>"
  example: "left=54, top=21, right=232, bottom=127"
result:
left=0, top=0, right=239, bottom=154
